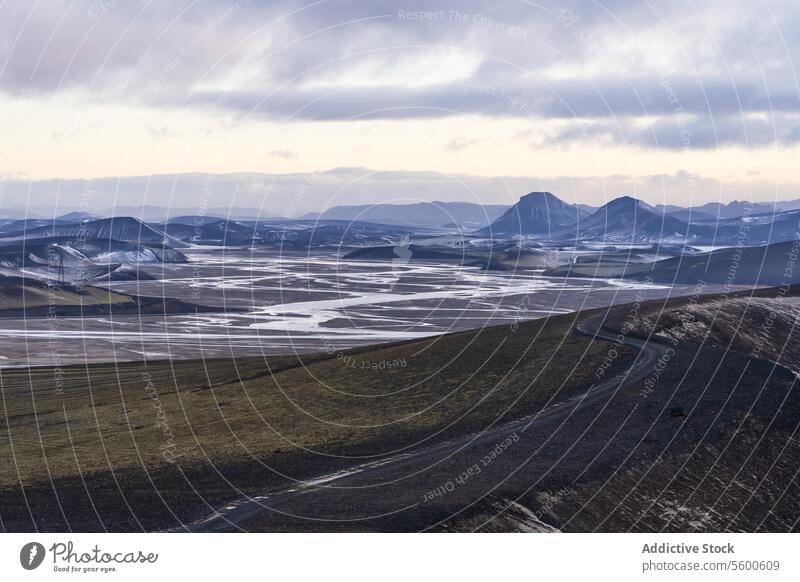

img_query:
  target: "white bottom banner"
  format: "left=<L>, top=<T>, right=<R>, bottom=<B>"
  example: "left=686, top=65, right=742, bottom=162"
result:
left=1, top=534, right=798, bottom=581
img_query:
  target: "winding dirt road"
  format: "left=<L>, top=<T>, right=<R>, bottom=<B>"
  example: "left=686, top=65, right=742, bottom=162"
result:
left=177, top=312, right=668, bottom=532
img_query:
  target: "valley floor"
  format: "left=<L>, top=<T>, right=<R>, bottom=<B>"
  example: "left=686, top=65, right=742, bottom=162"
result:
left=0, top=248, right=738, bottom=366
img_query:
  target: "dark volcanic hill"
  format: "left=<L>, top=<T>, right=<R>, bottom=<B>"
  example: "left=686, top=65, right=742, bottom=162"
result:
left=164, top=220, right=258, bottom=245
left=0, top=217, right=187, bottom=247
left=479, top=192, right=585, bottom=237
left=542, top=239, right=800, bottom=286
left=0, top=237, right=188, bottom=271
left=635, top=240, right=800, bottom=285
left=0, top=218, right=71, bottom=233
left=690, top=208, right=800, bottom=245
left=575, top=196, right=691, bottom=242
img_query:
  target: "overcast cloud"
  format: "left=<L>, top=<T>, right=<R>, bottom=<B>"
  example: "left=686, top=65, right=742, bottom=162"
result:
left=3, top=1, right=798, bottom=139
left=1, top=0, right=798, bottom=207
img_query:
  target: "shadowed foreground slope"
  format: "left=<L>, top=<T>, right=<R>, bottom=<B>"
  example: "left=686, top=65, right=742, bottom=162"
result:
left=1, top=286, right=799, bottom=532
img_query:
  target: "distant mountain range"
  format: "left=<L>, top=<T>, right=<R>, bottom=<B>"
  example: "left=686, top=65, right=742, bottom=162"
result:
left=4, top=196, right=799, bottom=228
left=657, top=200, right=797, bottom=221
left=1, top=194, right=798, bottom=288
left=696, top=209, right=800, bottom=246
left=480, top=193, right=690, bottom=243
left=305, top=201, right=509, bottom=228
left=1, top=193, right=798, bottom=248
left=478, top=192, right=800, bottom=245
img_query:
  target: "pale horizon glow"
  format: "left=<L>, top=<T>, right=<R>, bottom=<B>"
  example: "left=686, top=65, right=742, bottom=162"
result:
left=1, top=0, right=798, bottom=213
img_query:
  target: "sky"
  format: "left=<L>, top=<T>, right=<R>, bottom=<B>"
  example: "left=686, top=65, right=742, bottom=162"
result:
left=0, top=0, right=798, bottom=215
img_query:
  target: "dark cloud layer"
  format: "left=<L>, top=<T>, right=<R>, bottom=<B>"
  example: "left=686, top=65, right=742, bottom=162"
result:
left=0, top=0, right=798, bottom=149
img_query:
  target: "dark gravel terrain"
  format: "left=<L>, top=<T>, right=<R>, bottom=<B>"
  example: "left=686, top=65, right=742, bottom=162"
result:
left=2, top=285, right=798, bottom=532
